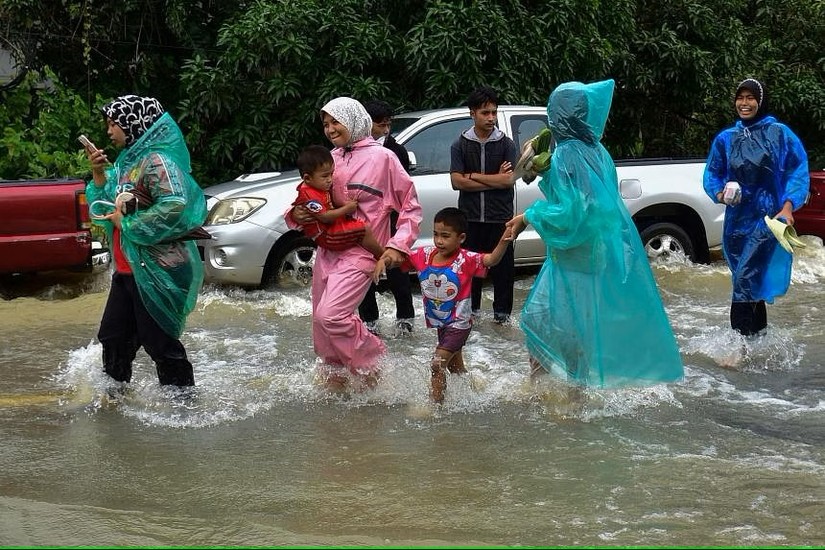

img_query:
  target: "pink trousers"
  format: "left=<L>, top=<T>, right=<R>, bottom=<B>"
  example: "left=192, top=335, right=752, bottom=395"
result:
left=311, top=250, right=386, bottom=374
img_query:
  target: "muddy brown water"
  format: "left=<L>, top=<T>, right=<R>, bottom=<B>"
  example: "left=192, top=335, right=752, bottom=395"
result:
left=2, top=244, right=825, bottom=546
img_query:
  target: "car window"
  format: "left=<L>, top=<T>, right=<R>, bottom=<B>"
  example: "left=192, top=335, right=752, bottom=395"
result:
left=511, top=115, right=549, bottom=152
left=390, top=116, right=419, bottom=137
left=401, top=117, right=471, bottom=175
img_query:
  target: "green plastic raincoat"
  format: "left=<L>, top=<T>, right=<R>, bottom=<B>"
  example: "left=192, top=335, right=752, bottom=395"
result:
left=87, top=112, right=207, bottom=338
left=521, top=79, right=684, bottom=387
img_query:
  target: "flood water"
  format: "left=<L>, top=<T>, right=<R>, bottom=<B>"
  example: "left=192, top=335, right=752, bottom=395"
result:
left=2, top=239, right=825, bottom=547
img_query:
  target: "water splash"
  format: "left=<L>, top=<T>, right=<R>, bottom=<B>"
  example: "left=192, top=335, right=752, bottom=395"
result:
left=682, top=324, right=804, bottom=373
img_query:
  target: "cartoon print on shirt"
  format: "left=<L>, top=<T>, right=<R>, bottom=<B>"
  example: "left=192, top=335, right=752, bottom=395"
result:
left=305, top=200, right=324, bottom=213
left=419, top=265, right=460, bottom=326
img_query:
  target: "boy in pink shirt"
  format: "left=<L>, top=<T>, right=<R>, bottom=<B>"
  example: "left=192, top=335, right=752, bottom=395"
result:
left=375, top=207, right=511, bottom=403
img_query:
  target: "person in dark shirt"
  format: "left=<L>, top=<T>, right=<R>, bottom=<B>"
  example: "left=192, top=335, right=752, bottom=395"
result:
left=358, top=99, right=417, bottom=336
left=449, top=86, right=517, bottom=325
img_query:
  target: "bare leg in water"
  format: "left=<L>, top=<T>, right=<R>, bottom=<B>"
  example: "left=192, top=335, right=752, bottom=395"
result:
left=431, top=348, right=467, bottom=403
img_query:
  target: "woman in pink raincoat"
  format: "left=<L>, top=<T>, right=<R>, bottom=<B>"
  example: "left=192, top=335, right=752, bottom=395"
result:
left=287, top=97, right=422, bottom=390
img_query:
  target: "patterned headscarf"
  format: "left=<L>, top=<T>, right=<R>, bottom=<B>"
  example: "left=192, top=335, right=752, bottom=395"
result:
left=102, top=95, right=165, bottom=146
left=734, top=78, right=769, bottom=124
left=320, top=97, right=372, bottom=148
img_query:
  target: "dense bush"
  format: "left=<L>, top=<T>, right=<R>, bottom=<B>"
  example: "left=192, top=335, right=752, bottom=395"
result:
left=2, top=0, right=824, bottom=182
left=0, top=68, right=106, bottom=179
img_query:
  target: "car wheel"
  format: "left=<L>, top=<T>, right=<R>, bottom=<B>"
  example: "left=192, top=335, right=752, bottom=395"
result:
left=639, top=222, right=695, bottom=262
left=264, top=236, right=316, bottom=288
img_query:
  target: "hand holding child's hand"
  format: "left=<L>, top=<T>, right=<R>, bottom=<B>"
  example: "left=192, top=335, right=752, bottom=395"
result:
left=372, top=258, right=389, bottom=284
left=505, top=214, right=527, bottom=240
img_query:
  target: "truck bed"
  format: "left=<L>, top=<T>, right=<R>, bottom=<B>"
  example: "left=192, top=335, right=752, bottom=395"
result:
left=0, top=179, right=108, bottom=275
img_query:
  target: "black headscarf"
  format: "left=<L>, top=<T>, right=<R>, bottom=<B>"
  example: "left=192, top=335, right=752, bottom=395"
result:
left=735, top=78, right=769, bottom=125
left=102, top=95, right=165, bottom=146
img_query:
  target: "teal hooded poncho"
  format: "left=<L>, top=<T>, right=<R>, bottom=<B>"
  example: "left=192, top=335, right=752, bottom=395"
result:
left=87, top=108, right=207, bottom=339
left=521, top=79, right=684, bottom=388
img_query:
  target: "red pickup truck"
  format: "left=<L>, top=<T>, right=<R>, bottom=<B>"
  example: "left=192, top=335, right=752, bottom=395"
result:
left=0, top=178, right=109, bottom=276
left=795, top=170, right=825, bottom=240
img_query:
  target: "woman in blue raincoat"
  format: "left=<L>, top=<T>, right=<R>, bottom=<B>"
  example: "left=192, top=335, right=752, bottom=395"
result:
left=84, top=95, right=207, bottom=389
left=505, top=79, right=683, bottom=388
left=703, top=78, right=809, bottom=336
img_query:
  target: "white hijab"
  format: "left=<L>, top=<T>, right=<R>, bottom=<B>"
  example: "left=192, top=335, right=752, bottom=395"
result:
left=320, top=97, right=372, bottom=147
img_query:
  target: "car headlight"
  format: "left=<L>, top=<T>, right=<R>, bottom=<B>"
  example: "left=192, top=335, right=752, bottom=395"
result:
left=205, top=197, right=267, bottom=225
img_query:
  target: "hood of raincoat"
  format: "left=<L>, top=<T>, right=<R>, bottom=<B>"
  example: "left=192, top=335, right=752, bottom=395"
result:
left=115, top=111, right=193, bottom=175
left=321, top=97, right=372, bottom=148
left=547, top=79, right=614, bottom=146
left=735, top=77, right=770, bottom=125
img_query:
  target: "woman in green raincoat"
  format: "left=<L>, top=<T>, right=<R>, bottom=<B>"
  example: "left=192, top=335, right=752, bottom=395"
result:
left=85, top=95, right=207, bottom=389
left=505, top=79, right=683, bottom=388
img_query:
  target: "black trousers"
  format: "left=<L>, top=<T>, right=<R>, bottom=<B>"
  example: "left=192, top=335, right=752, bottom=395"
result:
left=98, top=272, right=194, bottom=386
left=464, top=221, right=515, bottom=316
left=730, top=300, right=767, bottom=336
left=359, top=210, right=415, bottom=322
left=359, top=266, right=415, bottom=322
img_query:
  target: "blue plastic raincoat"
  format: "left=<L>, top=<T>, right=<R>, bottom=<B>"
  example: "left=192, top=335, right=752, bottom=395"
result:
left=87, top=112, right=207, bottom=338
left=703, top=116, right=809, bottom=303
left=521, top=79, right=684, bottom=388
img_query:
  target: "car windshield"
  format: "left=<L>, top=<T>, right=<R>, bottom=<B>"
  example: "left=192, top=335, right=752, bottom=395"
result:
left=390, top=116, right=420, bottom=137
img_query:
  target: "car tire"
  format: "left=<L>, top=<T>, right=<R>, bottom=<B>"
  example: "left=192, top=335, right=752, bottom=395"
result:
left=263, top=235, right=316, bottom=288
left=639, top=222, right=695, bottom=262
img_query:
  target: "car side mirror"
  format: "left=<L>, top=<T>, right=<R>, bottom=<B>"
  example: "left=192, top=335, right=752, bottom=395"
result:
left=407, top=151, right=417, bottom=172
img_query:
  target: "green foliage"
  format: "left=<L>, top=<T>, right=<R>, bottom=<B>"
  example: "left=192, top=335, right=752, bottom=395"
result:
left=2, top=0, right=824, bottom=177
left=178, top=0, right=405, bottom=183
left=0, top=68, right=107, bottom=179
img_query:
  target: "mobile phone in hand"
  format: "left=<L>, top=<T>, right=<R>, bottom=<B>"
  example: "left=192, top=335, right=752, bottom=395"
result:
left=78, top=134, right=98, bottom=152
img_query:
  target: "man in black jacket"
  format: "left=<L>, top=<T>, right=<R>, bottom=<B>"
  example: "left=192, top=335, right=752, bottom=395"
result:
left=358, top=99, right=416, bottom=336
left=449, top=86, right=517, bottom=324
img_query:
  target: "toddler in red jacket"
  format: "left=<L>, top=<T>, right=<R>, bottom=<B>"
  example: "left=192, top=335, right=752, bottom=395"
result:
left=292, top=145, right=383, bottom=257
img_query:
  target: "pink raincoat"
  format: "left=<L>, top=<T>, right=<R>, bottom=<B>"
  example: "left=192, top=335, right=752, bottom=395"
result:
left=287, top=97, right=422, bottom=375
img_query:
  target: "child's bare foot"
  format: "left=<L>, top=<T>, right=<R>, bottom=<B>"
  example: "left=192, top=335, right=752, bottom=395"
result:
left=324, top=373, right=349, bottom=394
left=529, top=356, right=545, bottom=381
left=361, top=372, right=379, bottom=390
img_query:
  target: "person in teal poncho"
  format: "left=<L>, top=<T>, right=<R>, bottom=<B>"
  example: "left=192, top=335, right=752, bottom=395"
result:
left=84, top=95, right=207, bottom=389
left=505, top=79, right=683, bottom=388
left=703, top=78, right=809, bottom=336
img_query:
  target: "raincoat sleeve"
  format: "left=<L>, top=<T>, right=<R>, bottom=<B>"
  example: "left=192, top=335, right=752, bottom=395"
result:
left=522, top=151, right=590, bottom=250
left=120, top=152, right=207, bottom=244
left=702, top=132, right=728, bottom=201
left=385, top=159, right=423, bottom=255
left=85, top=166, right=119, bottom=237
left=779, top=126, right=809, bottom=210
